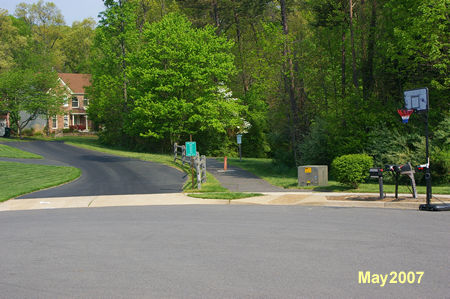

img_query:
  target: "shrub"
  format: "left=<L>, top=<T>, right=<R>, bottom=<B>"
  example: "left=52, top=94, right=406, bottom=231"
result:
left=331, top=154, right=373, bottom=188
left=22, top=128, right=34, bottom=136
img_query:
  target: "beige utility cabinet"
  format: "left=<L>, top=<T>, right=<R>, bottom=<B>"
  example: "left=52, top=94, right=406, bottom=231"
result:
left=298, top=165, right=328, bottom=186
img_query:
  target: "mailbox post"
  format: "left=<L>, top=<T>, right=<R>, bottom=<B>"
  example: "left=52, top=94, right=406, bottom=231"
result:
left=369, top=168, right=384, bottom=199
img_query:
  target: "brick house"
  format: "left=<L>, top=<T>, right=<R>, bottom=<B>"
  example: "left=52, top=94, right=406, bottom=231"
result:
left=50, top=73, right=93, bottom=133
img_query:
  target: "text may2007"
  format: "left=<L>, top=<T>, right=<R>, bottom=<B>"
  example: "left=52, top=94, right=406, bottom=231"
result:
left=358, top=271, right=424, bottom=287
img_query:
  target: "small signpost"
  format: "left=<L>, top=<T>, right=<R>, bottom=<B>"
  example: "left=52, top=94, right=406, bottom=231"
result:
left=185, top=141, right=197, bottom=157
left=237, top=134, right=242, bottom=162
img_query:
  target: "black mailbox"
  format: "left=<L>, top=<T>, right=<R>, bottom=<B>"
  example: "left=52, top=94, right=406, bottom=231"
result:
left=369, top=168, right=383, bottom=178
left=369, top=167, right=384, bottom=199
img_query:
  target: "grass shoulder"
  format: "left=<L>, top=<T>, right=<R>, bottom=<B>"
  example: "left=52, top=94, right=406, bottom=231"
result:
left=0, top=161, right=80, bottom=202
left=187, top=192, right=263, bottom=200
left=0, top=143, right=42, bottom=159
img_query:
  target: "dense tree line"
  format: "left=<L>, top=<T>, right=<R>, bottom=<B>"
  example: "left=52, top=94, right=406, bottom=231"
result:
left=1, top=0, right=448, bottom=182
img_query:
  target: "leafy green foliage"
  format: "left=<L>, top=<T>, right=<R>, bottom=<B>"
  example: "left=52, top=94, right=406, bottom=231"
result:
left=0, top=69, right=64, bottom=138
left=127, top=13, right=240, bottom=143
left=331, top=154, right=373, bottom=188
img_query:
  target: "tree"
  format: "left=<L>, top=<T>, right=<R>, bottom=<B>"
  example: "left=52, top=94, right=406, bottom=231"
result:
left=0, top=69, right=64, bottom=138
left=88, top=0, right=139, bottom=145
left=0, top=10, right=27, bottom=71
left=59, top=18, right=96, bottom=73
left=126, top=13, right=243, bottom=150
left=15, top=0, right=66, bottom=70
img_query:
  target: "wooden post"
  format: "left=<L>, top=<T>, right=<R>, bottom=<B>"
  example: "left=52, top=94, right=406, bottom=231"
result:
left=224, top=156, right=227, bottom=171
left=174, top=143, right=177, bottom=162
left=190, top=134, right=194, bottom=189
left=196, top=153, right=201, bottom=189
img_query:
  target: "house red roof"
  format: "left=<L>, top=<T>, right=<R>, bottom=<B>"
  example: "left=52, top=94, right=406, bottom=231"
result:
left=58, top=73, right=91, bottom=94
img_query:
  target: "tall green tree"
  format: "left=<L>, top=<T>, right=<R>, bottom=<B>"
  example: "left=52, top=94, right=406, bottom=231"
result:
left=59, top=18, right=96, bottom=73
left=0, top=10, right=27, bottom=71
left=0, top=69, right=64, bottom=138
left=15, top=0, right=66, bottom=70
left=126, top=13, right=243, bottom=151
left=88, top=0, right=139, bottom=145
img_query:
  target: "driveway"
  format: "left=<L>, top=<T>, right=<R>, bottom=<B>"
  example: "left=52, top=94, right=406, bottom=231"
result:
left=2, top=141, right=185, bottom=198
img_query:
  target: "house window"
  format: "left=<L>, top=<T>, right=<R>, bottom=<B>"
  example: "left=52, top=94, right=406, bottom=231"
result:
left=52, top=116, right=57, bottom=129
left=72, top=96, right=79, bottom=108
left=63, top=115, right=69, bottom=128
left=63, top=96, right=69, bottom=107
left=83, top=97, right=89, bottom=107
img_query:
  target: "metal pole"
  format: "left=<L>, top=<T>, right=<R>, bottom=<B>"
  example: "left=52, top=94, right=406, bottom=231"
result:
left=395, top=173, right=399, bottom=199
left=378, top=176, right=384, bottom=199
left=239, top=144, right=242, bottom=162
left=190, top=134, right=194, bottom=189
left=425, top=110, right=432, bottom=206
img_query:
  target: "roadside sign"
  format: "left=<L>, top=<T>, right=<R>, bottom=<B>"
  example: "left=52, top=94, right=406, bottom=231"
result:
left=185, top=142, right=197, bottom=157
left=237, top=134, right=242, bottom=144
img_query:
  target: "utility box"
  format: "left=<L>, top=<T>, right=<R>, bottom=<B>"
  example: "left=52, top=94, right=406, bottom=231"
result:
left=298, top=165, right=328, bottom=186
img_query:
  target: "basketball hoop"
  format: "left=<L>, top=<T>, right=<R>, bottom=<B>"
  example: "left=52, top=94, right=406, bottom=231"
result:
left=397, top=109, right=414, bottom=123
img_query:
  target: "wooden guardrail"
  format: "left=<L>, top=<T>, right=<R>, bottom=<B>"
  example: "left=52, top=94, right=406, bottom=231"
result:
left=174, top=143, right=207, bottom=189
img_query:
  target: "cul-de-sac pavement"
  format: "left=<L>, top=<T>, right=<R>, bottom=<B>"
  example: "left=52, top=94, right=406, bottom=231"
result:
left=0, top=141, right=449, bottom=298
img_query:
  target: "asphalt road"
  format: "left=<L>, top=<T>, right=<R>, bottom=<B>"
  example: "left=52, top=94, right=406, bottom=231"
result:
left=3, top=141, right=185, bottom=198
left=0, top=206, right=448, bottom=298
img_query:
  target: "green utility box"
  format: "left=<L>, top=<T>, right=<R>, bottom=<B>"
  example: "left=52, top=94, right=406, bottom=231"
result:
left=298, top=165, right=328, bottom=186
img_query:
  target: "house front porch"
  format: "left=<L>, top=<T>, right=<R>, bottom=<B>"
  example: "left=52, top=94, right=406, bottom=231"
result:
left=70, top=113, right=91, bottom=132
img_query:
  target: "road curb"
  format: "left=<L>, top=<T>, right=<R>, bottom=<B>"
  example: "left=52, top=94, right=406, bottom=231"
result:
left=1, top=192, right=448, bottom=212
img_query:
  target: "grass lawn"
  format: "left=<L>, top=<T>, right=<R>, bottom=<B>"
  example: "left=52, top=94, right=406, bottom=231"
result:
left=187, top=192, right=263, bottom=200
left=0, top=144, right=42, bottom=159
left=0, top=162, right=81, bottom=202
left=224, top=157, right=450, bottom=195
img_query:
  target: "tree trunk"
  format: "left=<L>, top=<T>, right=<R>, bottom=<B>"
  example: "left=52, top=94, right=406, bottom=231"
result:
left=349, top=0, right=358, bottom=89
left=232, top=3, right=248, bottom=93
left=119, top=0, right=128, bottom=109
left=160, top=0, right=165, bottom=17
left=362, top=0, right=377, bottom=100
left=341, top=28, right=346, bottom=98
left=280, top=0, right=299, bottom=165
left=16, top=119, right=22, bottom=139
left=212, top=0, right=220, bottom=33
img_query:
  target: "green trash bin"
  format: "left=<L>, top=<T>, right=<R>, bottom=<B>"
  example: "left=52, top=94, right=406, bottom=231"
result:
left=3, top=127, right=11, bottom=138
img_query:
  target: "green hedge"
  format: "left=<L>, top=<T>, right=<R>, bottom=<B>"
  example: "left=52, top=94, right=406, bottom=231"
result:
left=331, top=154, right=373, bottom=188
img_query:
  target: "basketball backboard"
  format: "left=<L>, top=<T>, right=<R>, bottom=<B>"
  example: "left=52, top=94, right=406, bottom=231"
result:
left=404, top=88, right=428, bottom=111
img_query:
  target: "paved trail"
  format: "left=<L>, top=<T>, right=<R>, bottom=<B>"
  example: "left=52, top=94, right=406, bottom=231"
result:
left=206, top=158, right=284, bottom=192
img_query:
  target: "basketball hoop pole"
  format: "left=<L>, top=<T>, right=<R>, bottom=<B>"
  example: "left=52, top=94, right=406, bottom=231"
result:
left=403, top=88, right=449, bottom=211
left=424, top=109, right=432, bottom=206
left=417, top=91, right=450, bottom=211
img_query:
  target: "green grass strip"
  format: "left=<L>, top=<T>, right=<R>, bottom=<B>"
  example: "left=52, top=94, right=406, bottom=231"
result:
left=183, top=172, right=228, bottom=193
left=0, top=162, right=81, bottom=202
left=0, top=144, right=42, bottom=159
left=187, top=192, right=263, bottom=200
